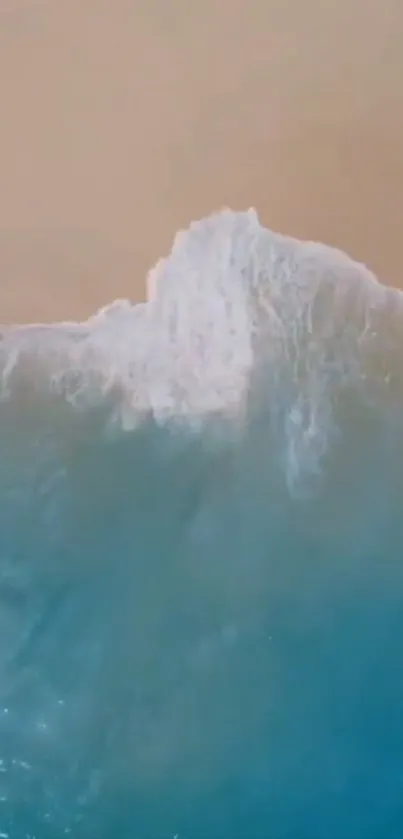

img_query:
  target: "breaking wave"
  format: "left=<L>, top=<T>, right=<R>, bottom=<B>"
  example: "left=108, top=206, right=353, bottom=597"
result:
left=1, top=210, right=403, bottom=838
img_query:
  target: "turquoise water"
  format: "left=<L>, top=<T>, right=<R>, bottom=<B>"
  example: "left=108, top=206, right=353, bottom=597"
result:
left=1, top=210, right=403, bottom=838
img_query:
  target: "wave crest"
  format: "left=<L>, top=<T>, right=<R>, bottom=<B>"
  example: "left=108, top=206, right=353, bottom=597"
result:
left=0, top=209, right=402, bottom=487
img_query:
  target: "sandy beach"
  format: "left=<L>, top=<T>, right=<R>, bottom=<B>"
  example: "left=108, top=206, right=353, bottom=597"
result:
left=1, top=0, right=402, bottom=323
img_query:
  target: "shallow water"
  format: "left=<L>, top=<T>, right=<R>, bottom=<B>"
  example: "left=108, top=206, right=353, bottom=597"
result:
left=1, top=211, right=403, bottom=838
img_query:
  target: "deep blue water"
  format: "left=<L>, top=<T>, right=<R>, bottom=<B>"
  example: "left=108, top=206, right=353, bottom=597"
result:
left=1, top=211, right=403, bottom=838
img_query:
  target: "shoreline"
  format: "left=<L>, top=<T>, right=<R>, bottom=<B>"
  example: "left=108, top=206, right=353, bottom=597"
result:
left=1, top=0, right=402, bottom=324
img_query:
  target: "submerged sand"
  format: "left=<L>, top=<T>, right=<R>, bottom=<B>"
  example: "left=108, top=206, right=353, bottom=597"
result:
left=0, top=0, right=402, bottom=323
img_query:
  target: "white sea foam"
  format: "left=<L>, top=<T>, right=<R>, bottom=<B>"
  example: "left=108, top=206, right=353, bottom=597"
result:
left=0, top=209, right=401, bottom=484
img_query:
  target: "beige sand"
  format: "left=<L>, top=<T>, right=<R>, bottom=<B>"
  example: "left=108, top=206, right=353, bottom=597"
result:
left=1, top=0, right=402, bottom=323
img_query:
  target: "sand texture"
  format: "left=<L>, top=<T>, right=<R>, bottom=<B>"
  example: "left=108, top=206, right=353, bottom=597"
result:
left=1, top=0, right=402, bottom=322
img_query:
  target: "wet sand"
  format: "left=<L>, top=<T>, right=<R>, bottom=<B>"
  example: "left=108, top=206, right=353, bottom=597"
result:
left=0, top=0, right=402, bottom=323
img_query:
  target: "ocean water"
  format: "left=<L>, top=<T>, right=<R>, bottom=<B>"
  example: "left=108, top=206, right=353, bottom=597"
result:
left=1, top=209, right=403, bottom=839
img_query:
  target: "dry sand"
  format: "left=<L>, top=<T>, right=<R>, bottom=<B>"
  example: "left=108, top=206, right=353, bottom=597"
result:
left=1, top=0, right=402, bottom=323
